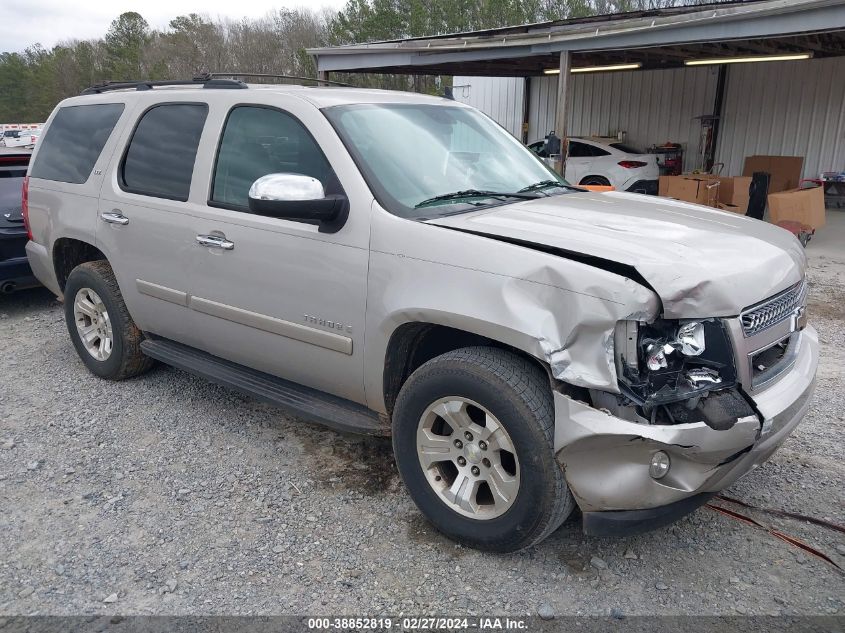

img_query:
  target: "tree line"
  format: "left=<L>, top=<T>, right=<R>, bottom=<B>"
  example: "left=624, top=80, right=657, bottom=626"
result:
left=1, top=0, right=740, bottom=122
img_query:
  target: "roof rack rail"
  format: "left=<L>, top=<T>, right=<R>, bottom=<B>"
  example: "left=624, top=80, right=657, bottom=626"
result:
left=80, top=77, right=247, bottom=95
left=204, top=72, right=352, bottom=88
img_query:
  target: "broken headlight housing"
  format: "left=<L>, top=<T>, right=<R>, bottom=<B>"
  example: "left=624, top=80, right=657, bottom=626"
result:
left=614, top=318, right=737, bottom=409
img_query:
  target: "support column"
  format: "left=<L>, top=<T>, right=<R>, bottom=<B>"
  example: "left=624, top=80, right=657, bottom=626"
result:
left=521, top=76, right=531, bottom=145
left=706, top=64, right=728, bottom=172
left=554, top=51, right=571, bottom=175
left=317, top=70, right=329, bottom=83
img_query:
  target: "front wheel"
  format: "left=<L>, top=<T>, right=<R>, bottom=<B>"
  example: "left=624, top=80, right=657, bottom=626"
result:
left=392, top=347, right=574, bottom=551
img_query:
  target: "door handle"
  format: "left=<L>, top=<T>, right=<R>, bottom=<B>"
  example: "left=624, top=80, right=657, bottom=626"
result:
left=101, top=211, right=129, bottom=225
left=196, top=234, right=234, bottom=250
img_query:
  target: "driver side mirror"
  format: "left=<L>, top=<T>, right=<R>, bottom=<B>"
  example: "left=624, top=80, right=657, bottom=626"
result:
left=248, top=173, right=348, bottom=233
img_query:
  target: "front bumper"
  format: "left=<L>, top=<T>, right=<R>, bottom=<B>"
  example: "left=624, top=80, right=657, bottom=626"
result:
left=554, top=326, right=818, bottom=534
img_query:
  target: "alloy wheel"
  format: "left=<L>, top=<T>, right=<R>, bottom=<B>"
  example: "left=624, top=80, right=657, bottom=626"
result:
left=416, top=397, right=520, bottom=519
left=73, top=287, right=113, bottom=361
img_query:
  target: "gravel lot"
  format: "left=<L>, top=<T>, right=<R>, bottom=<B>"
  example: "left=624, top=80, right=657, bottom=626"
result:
left=1, top=240, right=843, bottom=618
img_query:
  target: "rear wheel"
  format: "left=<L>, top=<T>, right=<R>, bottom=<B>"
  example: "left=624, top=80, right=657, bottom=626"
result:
left=64, top=260, right=154, bottom=380
left=392, top=347, right=574, bottom=551
left=580, top=175, right=611, bottom=187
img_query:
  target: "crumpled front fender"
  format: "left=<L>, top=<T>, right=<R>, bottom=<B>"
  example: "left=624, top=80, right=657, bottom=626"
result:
left=366, top=208, right=660, bottom=412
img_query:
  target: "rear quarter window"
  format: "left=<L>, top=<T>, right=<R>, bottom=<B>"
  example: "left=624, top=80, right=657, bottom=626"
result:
left=30, top=103, right=124, bottom=184
left=610, top=143, right=643, bottom=154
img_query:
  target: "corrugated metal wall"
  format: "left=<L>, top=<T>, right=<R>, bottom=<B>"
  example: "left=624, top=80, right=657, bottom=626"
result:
left=715, top=56, right=845, bottom=180
left=526, top=76, right=557, bottom=145
left=457, top=68, right=718, bottom=169
left=457, top=57, right=845, bottom=178
left=527, top=67, right=719, bottom=170
left=452, top=76, right=525, bottom=138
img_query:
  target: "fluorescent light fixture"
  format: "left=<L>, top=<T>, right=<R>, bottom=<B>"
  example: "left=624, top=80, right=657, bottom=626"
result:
left=544, top=62, right=642, bottom=75
left=684, top=53, right=812, bottom=66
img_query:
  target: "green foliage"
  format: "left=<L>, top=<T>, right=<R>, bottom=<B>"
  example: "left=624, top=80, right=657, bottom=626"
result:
left=0, top=0, right=743, bottom=121
left=0, top=53, right=31, bottom=121
left=103, top=12, right=151, bottom=79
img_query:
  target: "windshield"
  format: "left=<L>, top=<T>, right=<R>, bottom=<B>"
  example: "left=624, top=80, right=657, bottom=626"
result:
left=324, top=103, right=572, bottom=219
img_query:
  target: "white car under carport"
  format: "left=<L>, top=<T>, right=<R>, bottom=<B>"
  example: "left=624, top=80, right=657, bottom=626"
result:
left=529, top=136, right=659, bottom=194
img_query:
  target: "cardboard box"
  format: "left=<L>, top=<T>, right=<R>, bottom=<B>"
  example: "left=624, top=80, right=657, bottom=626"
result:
left=712, top=175, right=751, bottom=211
left=658, top=175, right=720, bottom=206
left=743, top=155, right=804, bottom=193
left=767, top=186, right=826, bottom=229
left=659, top=174, right=750, bottom=212
left=717, top=202, right=743, bottom=214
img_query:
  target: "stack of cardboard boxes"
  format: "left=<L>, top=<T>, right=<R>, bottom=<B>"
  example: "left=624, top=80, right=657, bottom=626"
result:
left=658, top=174, right=750, bottom=212
left=658, top=155, right=826, bottom=230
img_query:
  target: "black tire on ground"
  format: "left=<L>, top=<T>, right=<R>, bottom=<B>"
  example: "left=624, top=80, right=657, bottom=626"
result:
left=63, top=260, right=154, bottom=380
left=580, top=175, right=611, bottom=186
left=392, top=346, right=575, bottom=552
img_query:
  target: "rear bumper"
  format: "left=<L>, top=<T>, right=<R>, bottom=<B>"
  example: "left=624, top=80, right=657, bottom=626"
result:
left=554, top=326, right=818, bottom=534
left=25, top=240, right=61, bottom=297
left=0, top=255, right=38, bottom=291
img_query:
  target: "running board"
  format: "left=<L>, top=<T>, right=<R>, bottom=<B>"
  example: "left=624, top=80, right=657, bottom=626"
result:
left=140, top=337, right=387, bottom=436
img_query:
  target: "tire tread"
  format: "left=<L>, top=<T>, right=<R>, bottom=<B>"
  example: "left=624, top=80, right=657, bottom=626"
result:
left=394, top=346, right=574, bottom=551
left=66, top=260, right=154, bottom=380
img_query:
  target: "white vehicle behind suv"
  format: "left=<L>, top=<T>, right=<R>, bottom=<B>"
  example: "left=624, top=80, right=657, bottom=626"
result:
left=529, top=136, right=659, bottom=194
left=2, top=129, right=40, bottom=148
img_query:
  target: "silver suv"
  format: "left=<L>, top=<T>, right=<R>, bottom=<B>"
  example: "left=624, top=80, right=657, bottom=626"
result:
left=24, top=78, right=818, bottom=551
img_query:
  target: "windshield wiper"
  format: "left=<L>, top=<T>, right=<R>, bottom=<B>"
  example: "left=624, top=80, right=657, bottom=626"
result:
left=518, top=180, right=581, bottom=193
left=414, top=189, right=538, bottom=209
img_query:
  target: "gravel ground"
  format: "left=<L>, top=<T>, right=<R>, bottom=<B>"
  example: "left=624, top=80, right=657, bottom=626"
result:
left=1, top=247, right=843, bottom=618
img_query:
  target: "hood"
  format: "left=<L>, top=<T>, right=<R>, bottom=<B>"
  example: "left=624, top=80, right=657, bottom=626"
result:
left=426, top=191, right=805, bottom=318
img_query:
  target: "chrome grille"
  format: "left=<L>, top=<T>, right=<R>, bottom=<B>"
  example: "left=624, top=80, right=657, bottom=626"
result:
left=740, top=280, right=806, bottom=337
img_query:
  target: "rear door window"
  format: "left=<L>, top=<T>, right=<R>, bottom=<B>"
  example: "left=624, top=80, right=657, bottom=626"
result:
left=587, top=144, right=611, bottom=157
left=120, top=103, right=208, bottom=201
left=567, top=142, right=592, bottom=158
left=30, top=104, right=124, bottom=184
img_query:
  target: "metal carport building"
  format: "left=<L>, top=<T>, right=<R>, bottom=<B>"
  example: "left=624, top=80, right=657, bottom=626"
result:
left=309, top=0, right=845, bottom=179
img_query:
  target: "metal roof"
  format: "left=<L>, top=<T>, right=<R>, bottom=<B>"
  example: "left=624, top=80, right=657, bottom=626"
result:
left=309, top=0, right=845, bottom=76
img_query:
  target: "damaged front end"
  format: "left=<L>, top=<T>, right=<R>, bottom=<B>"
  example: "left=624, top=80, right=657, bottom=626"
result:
left=606, top=317, right=755, bottom=431
left=553, top=310, right=819, bottom=536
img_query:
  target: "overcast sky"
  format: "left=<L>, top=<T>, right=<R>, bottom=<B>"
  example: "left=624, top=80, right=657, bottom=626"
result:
left=1, top=0, right=348, bottom=54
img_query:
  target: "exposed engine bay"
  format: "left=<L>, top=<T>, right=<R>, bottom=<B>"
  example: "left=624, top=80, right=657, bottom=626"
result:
left=599, top=318, right=757, bottom=430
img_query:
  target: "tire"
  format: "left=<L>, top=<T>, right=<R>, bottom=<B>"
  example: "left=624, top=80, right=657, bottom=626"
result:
left=64, top=260, right=154, bottom=380
left=580, top=175, right=611, bottom=187
left=392, top=346, right=574, bottom=552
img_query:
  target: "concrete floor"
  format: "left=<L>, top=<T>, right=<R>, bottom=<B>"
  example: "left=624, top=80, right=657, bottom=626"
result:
left=806, top=206, right=845, bottom=261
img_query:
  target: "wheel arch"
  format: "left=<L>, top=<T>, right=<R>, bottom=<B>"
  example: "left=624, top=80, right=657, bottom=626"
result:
left=579, top=175, right=612, bottom=186
left=381, top=320, right=555, bottom=417
left=52, top=237, right=107, bottom=292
